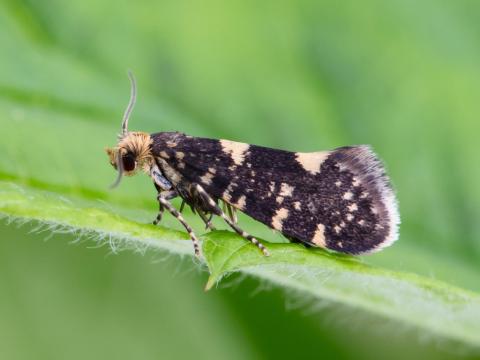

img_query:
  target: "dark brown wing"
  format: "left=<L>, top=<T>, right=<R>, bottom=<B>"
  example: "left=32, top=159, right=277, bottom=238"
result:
left=151, top=132, right=399, bottom=254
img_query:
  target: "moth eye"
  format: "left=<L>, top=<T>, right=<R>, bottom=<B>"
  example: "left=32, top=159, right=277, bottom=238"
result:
left=122, top=153, right=136, bottom=172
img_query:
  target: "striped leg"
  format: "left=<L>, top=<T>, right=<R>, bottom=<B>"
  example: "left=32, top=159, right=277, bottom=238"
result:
left=157, top=194, right=201, bottom=257
left=153, top=190, right=177, bottom=225
left=194, top=184, right=270, bottom=256
left=152, top=203, right=164, bottom=225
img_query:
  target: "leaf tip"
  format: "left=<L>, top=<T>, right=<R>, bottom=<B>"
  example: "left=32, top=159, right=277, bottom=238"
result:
left=204, top=276, right=217, bottom=291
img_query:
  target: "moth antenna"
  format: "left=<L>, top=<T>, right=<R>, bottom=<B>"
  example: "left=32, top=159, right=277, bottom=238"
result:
left=110, top=151, right=124, bottom=189
left=121, top=70, right=137, bottom=137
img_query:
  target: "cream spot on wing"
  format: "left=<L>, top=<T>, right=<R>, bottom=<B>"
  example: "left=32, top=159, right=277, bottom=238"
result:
left=338, top=241, right=343, bottom=248
left=276, top=196, right=284, bottom=204
left=293, top=201, right=301, bottom=210
left=295, top=151, right=330, bottom=175
left=348, top=203, right=358, bottom=212
left=352, top=177, right=360, bottom=187
left=334, top=225, right=341, bottom=234
left=166, top=140, right=177, bottom=148
left=280, top=183, right=294, bottom=197
left=159, top=151, right=170, bottom=159
left=220, top=139, right=250, bottom=166
left=208, top=167, right=216, bottom=174
left=200, top=171, right=215, bottom=185
left=271, top=208, right=289, bottom=231
left=360, top=192, right=369, bottom=199
left=312, top=223, right=326, bottom=247
left=223, top=190, right=232, bottom=202
left=335, top=181, right=342, bottom=187
left=371, top=206, right=378, bottom=214
left=340, top=221, right=346, bottom=227
left=234, top=195, right=247, bottom=210
left=343, top=191, right=353, bottom=200
left=358, top=219, right=365, bottom=226
left=156, top=158, right=181, bottom=185
left=346, top=213, right=354, bottom=221
left=222, top=183, right=237, bottom=203
left=178, top=162, right=185, bottom=169
left=175, top=151, right=184, bottom=160
left=269, top=182, right=276, bottom=193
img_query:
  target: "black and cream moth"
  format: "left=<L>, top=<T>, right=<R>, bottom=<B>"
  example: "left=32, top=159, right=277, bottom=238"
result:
left=106, top=74, right=400, bottom=257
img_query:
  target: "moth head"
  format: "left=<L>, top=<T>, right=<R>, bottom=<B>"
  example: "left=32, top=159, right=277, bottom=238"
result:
left=105, top=72, right=153, bottom=188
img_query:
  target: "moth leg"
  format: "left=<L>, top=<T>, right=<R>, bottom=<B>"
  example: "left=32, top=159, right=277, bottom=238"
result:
left=153, top=203, right=164, bottom=225
left=206, top=212, right=214, bottom=227
left=226, top=203, right=238, bottom=224
left=179, top=199, right=186, bottom=213
left=157, top=193, right=201, bottom=257
left=194, top=184, right=270, bottom=256
left=153, top=190, right=177, bottom=225
left=222, top=202, right=237, bottom=224
left=197, top=209, right=216, bottom=231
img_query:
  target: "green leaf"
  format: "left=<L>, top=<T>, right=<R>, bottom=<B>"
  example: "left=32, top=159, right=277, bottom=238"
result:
left=2, top=180, right=480, bottom=348
left=203, top=233, right=480, bottom=347
left=0, top=181, right=191, bottom=255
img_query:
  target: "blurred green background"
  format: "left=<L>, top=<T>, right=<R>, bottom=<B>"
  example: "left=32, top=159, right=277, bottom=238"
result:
left=1, top=0, right=480, bottom=359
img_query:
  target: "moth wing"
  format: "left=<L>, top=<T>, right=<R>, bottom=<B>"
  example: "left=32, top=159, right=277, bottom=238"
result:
left=153, top=134, right=399, bottom=255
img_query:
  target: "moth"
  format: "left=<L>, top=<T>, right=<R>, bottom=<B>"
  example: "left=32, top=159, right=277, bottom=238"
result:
left=106, top=73, right=400, bottom=257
